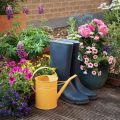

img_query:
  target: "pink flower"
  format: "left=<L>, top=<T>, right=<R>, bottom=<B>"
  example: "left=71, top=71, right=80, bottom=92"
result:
left=108, top=56, right=114, bottom=64
left=94, top=63, right=98, bottom=67
left=80, top=65, right=84, bottom=70
left=18, top=58, right=27, bottom=65
left=83, top=55, right=88, bottom=59
left=98, top=71, right=102, bottom=76
left=78, top=24, right=92, bottom=38
left=94, top=35, right=100, bottom=41
left=25, top=72, right=32, bottom=80
left=92, top=49, right=98, bottom=54
left=92, top=71, right=97, bottom=75
left=88, top=63, right=93, bottom=68
left=88, top=24, right=95, bottom=31
left=8, top=61, right=16, bottom=67
left=84, top=58, right=89, bottom=62
left=8, top=76, right=16, bottom=86
left=22, top=67, right=29, bottom=73
left=93, top=19, right=105, bottom=26
left=93, top=55, right=98, bottom=59
left=98, top=24, right=108, bottom=36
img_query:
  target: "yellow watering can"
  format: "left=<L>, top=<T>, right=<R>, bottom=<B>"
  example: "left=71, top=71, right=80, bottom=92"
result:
left=32, top=67, right=77, bottom=110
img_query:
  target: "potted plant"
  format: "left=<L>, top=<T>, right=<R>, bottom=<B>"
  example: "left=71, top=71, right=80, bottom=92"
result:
left=98, top=0, right=120, bottom=86
left=107, top=22, right=120, bottom=86
left=68, top=18, right=114, bottom=89
left=0, top=0, right=26, bottom=32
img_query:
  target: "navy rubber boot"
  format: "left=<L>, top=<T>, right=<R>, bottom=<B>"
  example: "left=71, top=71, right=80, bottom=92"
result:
left=50, top=40, right=89, bottom=104
left=61, top=39, right=97, bottom=100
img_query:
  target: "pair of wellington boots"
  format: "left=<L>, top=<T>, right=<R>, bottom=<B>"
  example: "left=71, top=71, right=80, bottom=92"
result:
left=50, top=39, right=97, bottom=104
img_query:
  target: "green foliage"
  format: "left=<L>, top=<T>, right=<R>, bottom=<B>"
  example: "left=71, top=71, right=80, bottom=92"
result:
left=0, top=0, right=25, bottom=15
left=0, top=32, right=19, bottom=59
left=108, top=22, right=120, bottom=73
left=104, top=9, right=120, bottom=24
left=18, top=26, right=50, bottom=59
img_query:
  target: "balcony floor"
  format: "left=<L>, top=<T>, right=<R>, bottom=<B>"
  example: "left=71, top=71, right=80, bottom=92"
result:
left=1, top=85, right=120, bottom=120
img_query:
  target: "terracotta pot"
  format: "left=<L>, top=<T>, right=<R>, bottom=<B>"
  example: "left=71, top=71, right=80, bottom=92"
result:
left=107, top=77, right=120, bottom=87
left=0, top=13, right=26, bottom=33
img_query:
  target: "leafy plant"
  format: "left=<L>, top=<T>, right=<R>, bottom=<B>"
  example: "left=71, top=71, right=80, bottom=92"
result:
left=18, top=26, right=50, bottom=59
left=0, top=31, right=19, bottom=60
left=107, top=22, right=120, bottom=76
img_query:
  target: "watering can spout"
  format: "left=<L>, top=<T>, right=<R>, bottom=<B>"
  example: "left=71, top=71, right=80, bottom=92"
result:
left=57, top=74, right=77, bottom=100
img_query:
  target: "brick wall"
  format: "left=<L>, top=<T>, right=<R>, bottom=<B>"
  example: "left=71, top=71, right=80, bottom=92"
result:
left=22, top=0, right=110, bottom=22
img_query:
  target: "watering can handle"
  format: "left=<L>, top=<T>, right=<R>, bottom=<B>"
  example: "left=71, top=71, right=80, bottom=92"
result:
left=31, top=67, right=57, bottom=92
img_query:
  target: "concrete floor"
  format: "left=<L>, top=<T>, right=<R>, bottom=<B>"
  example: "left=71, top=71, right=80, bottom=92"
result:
left=1, top=85, right=120, bottom=120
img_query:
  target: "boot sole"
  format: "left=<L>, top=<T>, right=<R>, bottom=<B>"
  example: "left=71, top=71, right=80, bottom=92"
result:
left=60, top=96, right=89, bottom=105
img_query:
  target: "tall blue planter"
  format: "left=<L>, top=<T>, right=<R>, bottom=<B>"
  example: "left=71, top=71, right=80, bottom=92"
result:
left=78, top=62, right=109, bottom=90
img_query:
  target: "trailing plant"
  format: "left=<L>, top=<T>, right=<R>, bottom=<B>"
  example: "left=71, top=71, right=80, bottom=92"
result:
left=18, top=26, right=50, bottom=59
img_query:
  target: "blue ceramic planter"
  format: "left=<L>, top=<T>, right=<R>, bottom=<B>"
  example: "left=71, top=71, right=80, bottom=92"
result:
left=78, top=62, right=109, bottom=90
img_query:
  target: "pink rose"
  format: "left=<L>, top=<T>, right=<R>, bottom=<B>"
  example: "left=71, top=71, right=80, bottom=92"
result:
left=88, top=63, right=93, bottom=68
left=98, top=24, right=108, bottom=36
left=88, top=24, right=95, bottom=31
left=92, top=71, right=97, bottom=75
left=93, top=19, right=105, bottom=26
left=94, top=35, right=100, bottom=41
left=78, top=24, right=92, bottom=38
left=93, top=55, right=98, bottom=59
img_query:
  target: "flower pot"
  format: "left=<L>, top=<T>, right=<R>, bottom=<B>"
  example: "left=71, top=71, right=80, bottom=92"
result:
left=78, top=63, right=109, bottom=89
left=107, top=77, right=120, bottom=87
left=0, top=13, right=26, bottom=33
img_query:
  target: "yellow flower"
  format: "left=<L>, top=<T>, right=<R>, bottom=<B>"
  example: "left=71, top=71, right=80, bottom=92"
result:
left=43, top=54, right=50, bottom=59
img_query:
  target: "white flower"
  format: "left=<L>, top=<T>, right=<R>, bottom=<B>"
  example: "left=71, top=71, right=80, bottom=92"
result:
left=86, top=51, right=92, bottom=54
left=88, top=63, right=94, bottom=68
left=79, top=42, right=84, bottom=48
left=92, top=49, right=98, bottom=54
left=94, top=63, right=98, bottom=67
left=103, top=51, right=108, bottom=55
left=98, top=71, right=102, bottom=76
left=93, top=55, right=98, bottom=59
left=86, top=46, right=91, bottom=50
left=92, top=43, right=96, bottom=47
left=92, top=71, right=97, bottom=75
left=83, top=71, right=87, bottom=74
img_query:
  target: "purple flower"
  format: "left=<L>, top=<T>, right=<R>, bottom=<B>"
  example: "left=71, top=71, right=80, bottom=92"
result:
left=23, top=6, right=29, bottom=15
left=6, top=5, right=13, bottom=20
left=38, top=5, right=44, bottom=14
left=17, top=41, right=28, bottom=59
